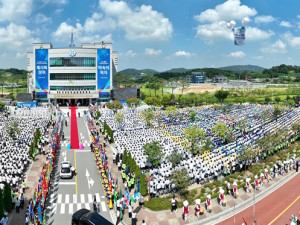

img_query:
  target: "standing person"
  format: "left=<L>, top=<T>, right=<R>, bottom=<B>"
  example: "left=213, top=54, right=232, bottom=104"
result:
left=20, top=193, right=24, bottom=209
left=22, top=180, right=26, bottom=193
left=141, top=220, right=146, bottom=225
left=183, top=200, right=189, bottom=221
left=139, top=194, right=144, bottom=208
left=93, top=195, right=98, bottom=213
left=131, top=211, right=137, bottom=225
left=0, top=214, right=8, bottom=225
left=296, top=159, right=299, bottom=172
left=128, top=202, right=132, bottom=218
left=233, top=181, right=238, bottom=198
left=171, top=195, right=177, bottom=213
left=116, top=209, right=120, bottom=225
left=206, top=194, right=212, bottom=212
left=15, top=197, right=20, bottom=213
left=194, top=199, right=201, bottom=218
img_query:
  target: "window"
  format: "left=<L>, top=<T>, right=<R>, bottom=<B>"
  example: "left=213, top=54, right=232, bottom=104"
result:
left=50, top=57, right=96, bottom=67
left=50, top=86, right=96, bottom=91
left=50, top=73, right=96, bottom=80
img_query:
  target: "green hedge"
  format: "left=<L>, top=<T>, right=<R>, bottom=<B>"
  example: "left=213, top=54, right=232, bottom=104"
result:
left=144, top=196, right=172, bottom=211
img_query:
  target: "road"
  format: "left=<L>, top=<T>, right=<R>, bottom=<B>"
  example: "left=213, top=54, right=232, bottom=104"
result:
left=217, top=173, right=300, bottom=225
left=45, top=109, right=113, bottom=225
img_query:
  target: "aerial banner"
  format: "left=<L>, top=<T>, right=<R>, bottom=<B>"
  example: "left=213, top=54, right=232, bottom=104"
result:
left=233, top=26, right=246, bottom=46
left=35, top=49, right=49, bottom=96
left=97, top=49, right=111, bottom=96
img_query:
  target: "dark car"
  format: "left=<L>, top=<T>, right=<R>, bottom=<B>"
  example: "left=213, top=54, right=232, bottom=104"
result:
left=72, top=209, right=113, bottom=225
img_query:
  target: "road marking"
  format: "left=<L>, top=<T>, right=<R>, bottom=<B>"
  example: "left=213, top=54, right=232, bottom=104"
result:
left=73, top=194, right=77, bottom=203
left=50, top=194, right=55, bottom=203
left=56, top=182, right=76, bottom=185
left=60, top=203, right=65, bottom=214
left=88, top=194, right=93, bottom=203
left=95, top=193, right=101, bottom=202
left=69, top=204, right=73, bottom=214
left=75, top=150, right=91, bottom=152
left=85, top=203, right=90, bottom=210
left=74, top=150, right=78, bottom=195
left=268, top=195, right=300, bottom=225
left=52, top=204, right=57, bottom=214
left=57, top=194, right=62, bottom=204
left=65, top=194, right=69, bottom=204
left=80, top=194, right=85, bottom=203
left=77, top=203, right=82, bottom=211
left=101, top=202, right=107, bottom=212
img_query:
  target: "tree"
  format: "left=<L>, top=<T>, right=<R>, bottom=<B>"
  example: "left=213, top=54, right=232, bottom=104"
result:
left=165, top=106, right=177, bottom=118
left=115, top=112, right=124, bottom=128
left=140, top=174, right=148, bottom=196
left=190, top=109, right=196, bottom=122
left=123, top=149, right=128, bottom=166
left=213, top=122, right=227, bottom=139
left=179, top=78, right=190, bottom=95
left=167, top=148, right=183, bottom=168
left=3, top=183, right=12, bottom=212
left=183, top=126, right=205, bottom=155
left=202, top=137, right=214, bottom=153
left=0, top=101, right=4, bottom=111
left=275, top=96, right=281, bottom=103
left=292, top=123, right=300, bottom=134
left=273, top=105, right=282, bottom=118
left=126, top=97, right=140, bottom=107
left=265, top=96, right=271, bottom=104
left=143, top=141, right=163, bottom=167
left=143, top=97, right=161, bottom=107
left=141, top=109, right=154, bottom=127
left=0, top=79, right=5, bottom=98
left=214, top=90, right=229, bottom=103
left=0, top=188, right=4, bottom=219
left=170, top=168, right=191, bottom=195
left=106, top=100, right=123, bottom=110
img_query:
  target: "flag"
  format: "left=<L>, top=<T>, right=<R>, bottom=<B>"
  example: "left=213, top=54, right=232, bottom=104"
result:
left=113, top=179, right=118, bottom=202
left=43, top=213, right=47, bottom=225
left=38, top=200, right=42, bottom=222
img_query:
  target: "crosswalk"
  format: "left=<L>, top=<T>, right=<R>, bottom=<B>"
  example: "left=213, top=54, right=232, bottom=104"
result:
left=47, top=193, right=107, bottom=215
left=61, top=140, right=89, bottom=147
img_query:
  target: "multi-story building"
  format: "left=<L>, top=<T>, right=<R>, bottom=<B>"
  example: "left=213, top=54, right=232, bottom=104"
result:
left=186, top=72, right=206, bottom=83
left=27, top=38, right=118, bottom=106
left=212, top=75, right=227, bottom=83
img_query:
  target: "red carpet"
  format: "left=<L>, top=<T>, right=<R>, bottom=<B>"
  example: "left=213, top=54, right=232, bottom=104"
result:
left=69, top=106, right=79, bottom=149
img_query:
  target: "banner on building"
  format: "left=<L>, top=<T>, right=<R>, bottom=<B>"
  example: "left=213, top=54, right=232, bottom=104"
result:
left=17, top=101, right=38, bottom=108
left=233, top=26, right=246, bottom=46
left=97, top=49, right=111, bottom=96
left=35, top=49, right=49, bottom=96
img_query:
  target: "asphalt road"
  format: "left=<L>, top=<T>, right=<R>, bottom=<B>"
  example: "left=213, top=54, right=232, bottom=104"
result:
left=45, top=109, right=113, bottom=225
left=217, top=172, right=300, bottom=225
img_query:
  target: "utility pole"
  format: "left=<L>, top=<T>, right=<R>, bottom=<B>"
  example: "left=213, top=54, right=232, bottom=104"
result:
left=253, top=194, right=256, bottom=224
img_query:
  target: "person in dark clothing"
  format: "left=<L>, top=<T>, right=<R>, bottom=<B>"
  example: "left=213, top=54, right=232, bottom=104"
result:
left=296, top=160, right=299, bottom=172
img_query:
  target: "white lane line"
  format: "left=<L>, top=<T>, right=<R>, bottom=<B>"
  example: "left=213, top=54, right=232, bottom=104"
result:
left=69, top=204, right=73, bottom=214
left=60, top=203, right=65, bottom=214
left=75, top=150, right=91, bottom=152
left=55, top=182, right=76, bottom=185
left=73, top=194, right=77, bottom=203
left=57, top=194, right=62, bottom=204
left=77, top=203, right=82, bottom=211
left=95, top=193, right=101, bottom=202
left=85, top=203, right=90, bottom=210
left=65, top=194, right=69, bottom=204
left=101, top=202, right=107, bottom=212
left=80, top=194, right=85, bottom=203
left=88, top=194, right=93, bottom=203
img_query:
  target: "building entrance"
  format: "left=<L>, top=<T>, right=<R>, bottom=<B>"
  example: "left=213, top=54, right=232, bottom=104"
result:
left=56, top=98, right=90, bottom=106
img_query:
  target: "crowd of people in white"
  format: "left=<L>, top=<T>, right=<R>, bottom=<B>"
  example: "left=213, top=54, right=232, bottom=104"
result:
left=98, top=104, right=300, bottom=196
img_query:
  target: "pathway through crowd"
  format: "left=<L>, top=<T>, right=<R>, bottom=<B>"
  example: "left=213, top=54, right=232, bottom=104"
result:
left=70, top=106, right=79, bottom=149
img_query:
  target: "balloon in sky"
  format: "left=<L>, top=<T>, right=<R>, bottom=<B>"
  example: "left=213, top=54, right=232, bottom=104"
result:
left=227, top=17, right=249, bottom=46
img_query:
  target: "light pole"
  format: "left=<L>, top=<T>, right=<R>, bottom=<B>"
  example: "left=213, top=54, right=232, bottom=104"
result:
left=253, top=194, right=256, bottom=224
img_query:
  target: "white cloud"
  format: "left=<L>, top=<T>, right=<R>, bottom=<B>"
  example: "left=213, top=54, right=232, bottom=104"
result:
left=35, top=13, right=52, bottom=24
left=144, top=48, right=162, bottom=56
left=84, top=12, right=116, bottom=33
left=195, top=0, right=257, bottom=23
left=52, top=22, right=113, bottom=44
left=15, top=52, right=26, bottom=59
left=254, top=15, right=275, bottom=24
left=99, top=0, right=173, bottom=41
left=55, top=8, right=64, bottom=14
left=246, top=27, right=274, bottom=41
left=173, top=51, right=194, bottom=57
left=280, top=21, right=292, bottom=28
left=283, top=32, right=300, bottom=48
left=0, top=0, right=32, bottom=23
left=228, top=51, right=245, bottom=58
left=261, top=40, right=286, bottom=53
left=125, top=50, right=137, bottom=57
left=42, top=0, right=68, bottom=5
left=0, top=23, right=35, bottom=52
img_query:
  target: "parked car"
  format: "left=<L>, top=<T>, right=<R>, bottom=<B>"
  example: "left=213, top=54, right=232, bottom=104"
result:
left=60, top=161, right=75, bottom=179
left=72, top=209, right=113, bottom=225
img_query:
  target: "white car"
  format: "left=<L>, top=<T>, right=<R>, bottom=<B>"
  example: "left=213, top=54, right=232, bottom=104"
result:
left=60, top=161, right=75, bottom=179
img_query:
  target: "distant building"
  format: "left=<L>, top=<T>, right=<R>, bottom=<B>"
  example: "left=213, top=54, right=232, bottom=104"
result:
left=186, top=72, right=206, bottom=83
left=212, top=75, right=227, bottom=83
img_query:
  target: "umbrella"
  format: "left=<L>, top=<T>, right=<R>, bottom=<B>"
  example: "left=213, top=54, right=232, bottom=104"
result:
left=207, top=194, right=211, bottom=199
left=220, top=189, right=224, bottom=194
left=195, top=199, right=200, bottom=205
left=233, top=181, right=237, bottom=186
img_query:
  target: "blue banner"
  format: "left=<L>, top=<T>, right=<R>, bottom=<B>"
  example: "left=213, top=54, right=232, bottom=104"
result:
left=17, top=102, right=38, bottom=108
left=97, top=49, right=111, bottom=96
left=233, top=26, right=246, bottom=46
left=35, top=49, right=49, bottom=96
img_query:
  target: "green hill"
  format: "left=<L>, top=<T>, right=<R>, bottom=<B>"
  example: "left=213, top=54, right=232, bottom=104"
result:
left=119, top=68, right=158, bottom=76
left=219, top=65, right=265, bottom=73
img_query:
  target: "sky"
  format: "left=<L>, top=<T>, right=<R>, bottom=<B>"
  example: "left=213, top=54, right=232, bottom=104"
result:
left=1, top=0, right=300, bottom=71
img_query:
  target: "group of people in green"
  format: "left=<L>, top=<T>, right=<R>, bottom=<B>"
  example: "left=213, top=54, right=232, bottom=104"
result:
left=121, top=164, right=135, bottom=192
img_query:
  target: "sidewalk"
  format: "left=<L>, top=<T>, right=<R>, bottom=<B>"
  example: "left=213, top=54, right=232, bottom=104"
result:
left=8, top=154, right=46, bottom=225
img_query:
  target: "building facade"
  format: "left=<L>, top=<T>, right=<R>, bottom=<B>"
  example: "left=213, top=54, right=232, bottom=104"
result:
left=27, top=41, right=118, bottom=106
left=186, top=72, right=206, bottom=83
left=212, top=75, right=227, bottom=83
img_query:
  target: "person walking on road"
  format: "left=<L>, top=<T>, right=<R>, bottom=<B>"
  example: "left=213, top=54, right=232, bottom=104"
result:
left=22, top=180, right=26, bottom=193
left=131, top=211, right=137, bottom=225
left=15, top=197, right=20, bottom=213
left=0, top=214, right=8, bottom=225
left=116, top=209, right=120, bottom=225
left=171, top=195, right=177, bottom=213
left=93, top=195, right=99, bottom=213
